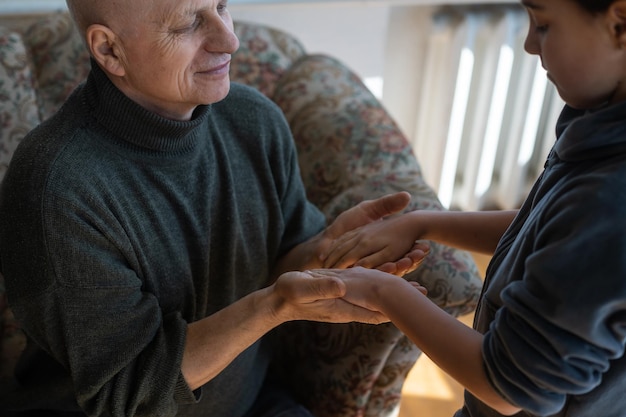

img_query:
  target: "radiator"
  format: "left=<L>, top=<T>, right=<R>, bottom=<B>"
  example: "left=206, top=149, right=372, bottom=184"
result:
left=409, top=5, right=564, bottom=211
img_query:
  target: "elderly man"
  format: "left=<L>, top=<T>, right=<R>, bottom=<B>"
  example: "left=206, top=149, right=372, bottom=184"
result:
left=0, top=0, right=424, bottom=416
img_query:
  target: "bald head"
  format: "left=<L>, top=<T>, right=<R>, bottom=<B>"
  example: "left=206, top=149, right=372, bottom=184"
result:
left=66, top=0, right=148, bottom=39
left=66, top=0, right=106, bottom=37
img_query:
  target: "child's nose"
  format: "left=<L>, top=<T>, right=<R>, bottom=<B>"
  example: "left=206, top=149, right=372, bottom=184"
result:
left=524, top=29, right=540, bottom=56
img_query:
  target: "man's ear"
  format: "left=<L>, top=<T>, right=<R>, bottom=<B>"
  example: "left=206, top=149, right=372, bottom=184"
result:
left=609, top=0, right=626, bottom=47
left=85, top=24, right=126, bottom=77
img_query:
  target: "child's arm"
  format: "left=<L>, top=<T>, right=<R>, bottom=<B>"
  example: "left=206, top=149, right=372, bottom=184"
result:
left=310, top=268, right=522, bottom=416
left=272, top=192, right=425, bottom=279
left=322, top=209, right=518, bottom=270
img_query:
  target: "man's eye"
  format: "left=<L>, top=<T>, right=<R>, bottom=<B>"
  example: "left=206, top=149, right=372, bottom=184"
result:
left=172, top=17, right=202, bottom=34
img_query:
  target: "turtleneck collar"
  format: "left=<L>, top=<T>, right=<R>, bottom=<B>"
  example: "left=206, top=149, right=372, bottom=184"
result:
left=81, top=60, right=212, bottom=154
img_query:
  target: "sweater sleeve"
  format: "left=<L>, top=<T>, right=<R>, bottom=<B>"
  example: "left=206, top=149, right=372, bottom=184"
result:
left=0, top=106, right=199, bottom=415
left=482, top=168, right=626, bottom=415
left=4, top=183, right=198, bottom=416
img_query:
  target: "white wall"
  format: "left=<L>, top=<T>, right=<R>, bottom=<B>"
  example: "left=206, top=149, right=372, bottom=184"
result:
left=228, top=2, right=436, bottom=137
left=230, top=3, right=391, bottom=86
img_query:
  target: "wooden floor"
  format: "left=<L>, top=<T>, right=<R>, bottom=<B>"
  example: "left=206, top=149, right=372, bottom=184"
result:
left=397, top=313, right=473, bottom=417
left=397, top=253, right=490, bottom=417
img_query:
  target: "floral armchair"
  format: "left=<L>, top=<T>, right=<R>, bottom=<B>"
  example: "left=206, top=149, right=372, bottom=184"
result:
left=0, top=12, right=483, bottom=417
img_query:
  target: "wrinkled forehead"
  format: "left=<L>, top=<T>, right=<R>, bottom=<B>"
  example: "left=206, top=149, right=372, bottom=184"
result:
left=128, top=0, right=224, bottom=34
left=152, top=2, right=198, bottom=25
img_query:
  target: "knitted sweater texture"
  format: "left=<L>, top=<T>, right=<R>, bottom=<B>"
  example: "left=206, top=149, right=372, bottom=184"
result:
left=0, top=64, right=325, bottom=416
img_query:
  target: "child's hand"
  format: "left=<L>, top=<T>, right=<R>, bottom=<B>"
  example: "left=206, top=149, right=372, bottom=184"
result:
left=307, top=268, right=427, bottom=313
left=322, top=192, right=411, bottom=240
left=376, top=241, right=430, bottom=276
left=410, top=281, right=429, bottom=296
left=321, top=214, right=429, bottom=276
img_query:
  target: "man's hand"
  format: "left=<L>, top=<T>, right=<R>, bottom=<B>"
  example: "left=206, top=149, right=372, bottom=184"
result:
left=270, top=271, right=388, bottom=325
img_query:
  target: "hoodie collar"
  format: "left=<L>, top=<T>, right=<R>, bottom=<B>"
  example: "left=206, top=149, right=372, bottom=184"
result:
left=553, top=101, right=626, bottom=163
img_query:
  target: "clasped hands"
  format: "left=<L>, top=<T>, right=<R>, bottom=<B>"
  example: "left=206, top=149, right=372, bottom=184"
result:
left=272, top=191, right=428, bottom=325
left=320, top=191, right=429, bottom=277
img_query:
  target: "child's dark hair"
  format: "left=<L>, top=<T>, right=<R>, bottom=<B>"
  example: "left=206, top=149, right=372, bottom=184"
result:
left=574, top=0, right=614, bottom=13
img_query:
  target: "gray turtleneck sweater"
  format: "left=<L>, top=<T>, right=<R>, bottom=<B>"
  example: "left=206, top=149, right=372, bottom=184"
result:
left=0, top=62, right=325, bottom=417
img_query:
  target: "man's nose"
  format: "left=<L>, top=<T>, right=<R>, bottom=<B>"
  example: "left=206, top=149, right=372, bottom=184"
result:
left=204, top=16, right=240, bottom=54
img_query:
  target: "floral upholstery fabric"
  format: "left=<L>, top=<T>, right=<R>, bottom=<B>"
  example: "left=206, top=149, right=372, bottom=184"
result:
left=273, top=54, right=481, bottom=316
left=269, top=54, right=481, bottom=417
left=273, top=320, right=421, bottom=417
left=0, top=28, right=37, bottom=378
left=0, top=12, right=482, bottom=417
left=231, top=20, right=306, bottom=97
left=273, top=55, right=425, bottom=208
left=0, top=27, right=39, bottom=183
left=22, top=12, right=90, bottom=121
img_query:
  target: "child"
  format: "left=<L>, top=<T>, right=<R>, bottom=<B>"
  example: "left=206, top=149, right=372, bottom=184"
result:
left=312, top=0, right=626, bottom=415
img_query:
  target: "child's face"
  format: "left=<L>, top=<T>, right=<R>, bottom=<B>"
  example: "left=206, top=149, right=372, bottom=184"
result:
left=522, top=0, right=626, bottom=109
